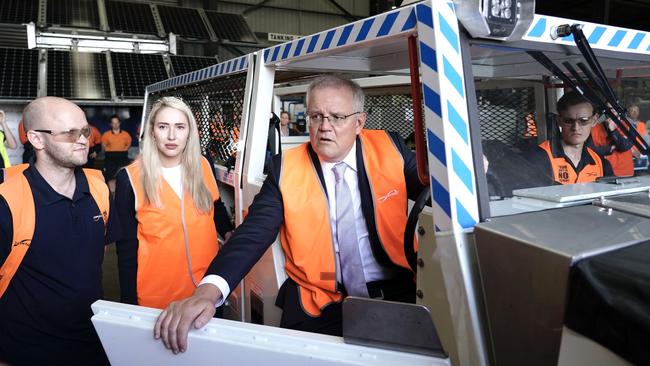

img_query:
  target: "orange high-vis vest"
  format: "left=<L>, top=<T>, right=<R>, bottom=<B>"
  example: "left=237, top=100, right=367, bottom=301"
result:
left=539, top=140, right=604, bottom=184
left=279, top=130, right=412, bottom=317
left=1, top=163, right=29, bottom=183
left=125, top=157, right=220, bottom=309
left=631, top=120, right=648, bottom=156
left=590, top=123, right=633, bottom=176
left=0, top=167, right=109, bottom=298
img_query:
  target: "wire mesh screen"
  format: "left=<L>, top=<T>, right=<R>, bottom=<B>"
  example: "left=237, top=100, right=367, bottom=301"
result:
left=0, top=48, right=38, bottom=98
left=47, top=51, right=111, bottom=99
left=476, top=86, right=537, bottom=147
left=0, top=0, right=38, bottom=24
left=364, top=94, right=414, bottom=139
left=107, top=0, right=157, bottom=35
left=47, top=0, right=100, bottom=29
left=145, top=74, right=247, bottom=164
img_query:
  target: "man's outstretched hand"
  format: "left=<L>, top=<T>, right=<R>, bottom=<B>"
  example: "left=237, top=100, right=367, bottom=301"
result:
left=154, top=284, right=222, bottom=354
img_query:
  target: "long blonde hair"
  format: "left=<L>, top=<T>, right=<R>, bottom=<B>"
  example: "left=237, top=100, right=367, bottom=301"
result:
left=139, top=96, right=213, bottom=213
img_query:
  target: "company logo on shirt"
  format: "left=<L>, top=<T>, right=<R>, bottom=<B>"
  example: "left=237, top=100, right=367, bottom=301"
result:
left=557, top=165, right=570, bottom=183
left=378, top=189, right=399, bottom=203
left=13, top=239, right=31, bottom=247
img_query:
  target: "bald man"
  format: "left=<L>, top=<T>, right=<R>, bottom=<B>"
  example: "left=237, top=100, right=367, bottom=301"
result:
left=0, top=97, right=121, bottom=365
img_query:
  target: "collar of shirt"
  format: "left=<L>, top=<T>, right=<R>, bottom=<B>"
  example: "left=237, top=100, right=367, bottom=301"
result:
left=550, top=138, right=596, bottom=169
left=319, top=141, right=358, bottom=178
left=24, top=164, right=90, bottom=206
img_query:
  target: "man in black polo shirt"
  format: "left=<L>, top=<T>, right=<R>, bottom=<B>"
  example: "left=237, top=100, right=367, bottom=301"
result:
left=526, top=91, right=614, bottom=185
left=0, top=97, right=120, bottom=366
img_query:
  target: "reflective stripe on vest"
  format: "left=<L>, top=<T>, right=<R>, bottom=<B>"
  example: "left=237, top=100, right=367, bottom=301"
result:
left=278, top=130, right=409, bottom=317
left=0, top=131, right=9, bottom=168
left=0, top=168, right=109, bottom=298
left=539, top=140, right=604, bottom=184
left=125, top=157, right=220, bottom=309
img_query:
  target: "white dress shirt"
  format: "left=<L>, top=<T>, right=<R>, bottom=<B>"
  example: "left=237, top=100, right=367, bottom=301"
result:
left=201, top=142, right=393, bottom=306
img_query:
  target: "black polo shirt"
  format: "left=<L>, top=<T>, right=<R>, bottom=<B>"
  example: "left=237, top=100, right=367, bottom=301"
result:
left=0, top=164, right=120, bottom=366
left=526, top=138, right=614, bottom=183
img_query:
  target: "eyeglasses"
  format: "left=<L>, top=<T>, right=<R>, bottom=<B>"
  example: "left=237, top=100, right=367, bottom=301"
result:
left=306, top=112, right=361, bottom=126
left=33, top=125, right=92, bottom=142
left=558, top=115, right=594, bottom=127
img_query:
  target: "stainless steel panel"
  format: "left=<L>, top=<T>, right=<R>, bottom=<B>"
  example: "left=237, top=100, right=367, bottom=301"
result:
left=474, top=205, right=650, bottom=366
left=595, top=192, right=650, bottom=218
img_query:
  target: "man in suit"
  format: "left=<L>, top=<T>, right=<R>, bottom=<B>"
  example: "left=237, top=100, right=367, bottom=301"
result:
left=154, top=74, right=426, bottom=353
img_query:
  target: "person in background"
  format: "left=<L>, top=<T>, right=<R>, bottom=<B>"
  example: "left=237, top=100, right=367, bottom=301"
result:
left=154, top=74, right=425, bottom=354
left=0, top=97, right=120, bottom=365
left=0, top=110, right=17, bottom=168
left=279, top=111, right=291, bottom=136
left=526, top=90, right=614, bottom=184
left=102, top=114, right=132, bottom=193
left=114, top=97, right=233, bottom=310
left=17, top=119, right=34, bottom=164
left=589, top=114, right=634, bottom=177
left=85, top=122, right=102, bottom=169
left=626, top=103, right=650, bottom=160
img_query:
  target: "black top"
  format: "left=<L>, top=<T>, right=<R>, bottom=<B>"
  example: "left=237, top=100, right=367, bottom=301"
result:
left=525, top=138, right=615, bottom=183
left=0, top=164, right=121, bottom=366
left=206, top=131, right=426, bottom=293
left=566, top=240, right=650, bottom=364
left=114, top=160, right=235, bottom=304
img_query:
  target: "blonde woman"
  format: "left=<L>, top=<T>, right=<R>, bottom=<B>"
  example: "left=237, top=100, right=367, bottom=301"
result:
left=115, top=97, right=233, bottom=309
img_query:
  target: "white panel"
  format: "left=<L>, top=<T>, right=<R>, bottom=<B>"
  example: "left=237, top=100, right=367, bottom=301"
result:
left=92, top=300, right=451, bottom=366
left=558, top=327, right=630, bottom=366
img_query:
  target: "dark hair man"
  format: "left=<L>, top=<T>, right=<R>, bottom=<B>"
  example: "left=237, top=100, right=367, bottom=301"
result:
left=531, top=90, right=613, bottom=184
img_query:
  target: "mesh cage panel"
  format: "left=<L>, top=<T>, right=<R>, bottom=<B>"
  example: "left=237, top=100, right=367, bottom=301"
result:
left=476, top=86, right=537, bottom=147
left=365, top=94, right=414, bottom=139
left=145, top=74, right=247, bottom=164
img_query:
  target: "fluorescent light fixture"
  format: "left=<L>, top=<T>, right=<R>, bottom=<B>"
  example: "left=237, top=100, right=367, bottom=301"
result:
left=25, top=22, right=175, bottom=54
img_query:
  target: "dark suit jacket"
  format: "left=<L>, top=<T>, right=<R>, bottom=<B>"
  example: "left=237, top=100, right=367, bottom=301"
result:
left=206, top=131, right=425, bottom=292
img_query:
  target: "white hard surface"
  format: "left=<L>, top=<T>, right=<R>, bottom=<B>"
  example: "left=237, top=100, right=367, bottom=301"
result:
left=512, top=177, right=650, bottom=203
left=558, top=327, right=630, bottom=366
left=92, top=300, right=450, bottom=366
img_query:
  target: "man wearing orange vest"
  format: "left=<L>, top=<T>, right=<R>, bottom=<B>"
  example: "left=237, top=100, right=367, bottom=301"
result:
left=85, top=122, right=102, bottom=169
left=529, top=90, right=613, bottom=184
left=589, top=116, right=633, bottom=176
left=101, top=114, right=132, bottom=193
left=154, top=74, right=426, bottom=353
left=626, top=103, right=649, bottom=160
left=0, top=97, right=120, bottom=365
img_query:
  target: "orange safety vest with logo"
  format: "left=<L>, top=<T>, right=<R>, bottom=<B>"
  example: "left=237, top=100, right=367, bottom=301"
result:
left=125, top=157, right=220, bottom=309
left=279, top=129, right=412, bottom=317
left=0, top=166, right=109, bottom=298
left=590, top=123, right=633, bottom=176
left=539, top=140, right=604, bottom=184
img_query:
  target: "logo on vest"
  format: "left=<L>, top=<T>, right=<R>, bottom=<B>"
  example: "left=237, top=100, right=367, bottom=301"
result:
left=94, top=210, right=108, bottom=223
left=557, top=165, right=570, bottom=183
left=378, top=189, right=399, bottom=203
left=13, top=239, right=31, bottom=247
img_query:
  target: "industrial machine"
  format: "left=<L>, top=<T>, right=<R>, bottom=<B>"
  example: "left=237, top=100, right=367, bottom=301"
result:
left=93, top=0, right=650, bottom=364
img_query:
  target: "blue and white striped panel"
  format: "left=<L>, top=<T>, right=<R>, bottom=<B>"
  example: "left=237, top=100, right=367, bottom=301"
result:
left=262, top=5, right=417, bottom=65
left=417, top=1, right=479, bottom=231
left=147, top=55, right=249, bottom=93
left=524, top=15, right=650, bottom=55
